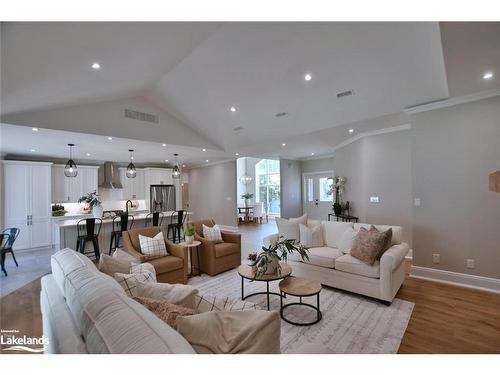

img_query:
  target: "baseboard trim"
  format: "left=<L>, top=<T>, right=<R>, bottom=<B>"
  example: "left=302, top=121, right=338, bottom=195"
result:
left=410, top=266, right=500, bottom=294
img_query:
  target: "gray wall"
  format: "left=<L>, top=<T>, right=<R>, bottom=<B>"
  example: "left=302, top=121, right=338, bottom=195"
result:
left=188, top=160, right=238, bottom=226
left=280, top=159, right=302, bottom=218
left=411, top=95, right=500, bottom=279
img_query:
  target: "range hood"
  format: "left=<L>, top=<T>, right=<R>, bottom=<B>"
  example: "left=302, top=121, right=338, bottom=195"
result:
left=99, top=162, right=123, bottom=189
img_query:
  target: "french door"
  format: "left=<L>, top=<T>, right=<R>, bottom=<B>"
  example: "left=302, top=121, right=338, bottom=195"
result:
left=303, top=171, right=334, bottom=220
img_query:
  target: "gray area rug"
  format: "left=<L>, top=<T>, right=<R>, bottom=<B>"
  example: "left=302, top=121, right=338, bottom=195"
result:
left=189, top=269, right=414, bottom=354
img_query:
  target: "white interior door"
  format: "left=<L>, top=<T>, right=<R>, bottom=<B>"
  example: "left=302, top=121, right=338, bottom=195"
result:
left=30, top=165, right=52, bottom=248
left=4, top=164, right=31, bottom=249
left=303, top=171, right=334, bottom=220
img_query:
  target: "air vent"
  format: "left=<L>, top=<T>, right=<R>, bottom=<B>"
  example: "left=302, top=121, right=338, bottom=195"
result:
left=336, top=90, right=354, bottom=99
left=275, top=112, right=288, bottom=118
left=233, top=126, right=244, bottom=131
left=124, top=109, right=158, bottom=123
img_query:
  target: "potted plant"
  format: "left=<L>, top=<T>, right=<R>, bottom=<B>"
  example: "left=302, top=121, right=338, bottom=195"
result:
left=183, top=224, right=195, bottom=244
left=78, top=190, right=103, bottom=218
left=241, top=193, right=254, bottom=207
left=249, top=237, right=310, bottom=278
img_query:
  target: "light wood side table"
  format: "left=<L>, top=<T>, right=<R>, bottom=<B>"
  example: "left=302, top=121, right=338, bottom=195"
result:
left=179, top=240, right=202, bottom=276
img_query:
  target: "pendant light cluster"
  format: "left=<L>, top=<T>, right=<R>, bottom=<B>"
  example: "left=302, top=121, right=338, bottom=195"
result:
left=64, top=143, right=78, bottom=177
left=172, top=153, right=181, bottom=179
left=126, top=149, right=137, bottom=178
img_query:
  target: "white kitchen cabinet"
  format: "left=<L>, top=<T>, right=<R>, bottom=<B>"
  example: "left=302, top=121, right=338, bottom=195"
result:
left=2, top=161, right=52, bottom=250
left=51, top=165, right=99, bottom=203
left=119, top=168, right=145, bottom=200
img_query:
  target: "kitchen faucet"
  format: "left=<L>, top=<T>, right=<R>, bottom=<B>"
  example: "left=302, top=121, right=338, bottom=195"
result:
left=125, top=200, right=133, bottom=215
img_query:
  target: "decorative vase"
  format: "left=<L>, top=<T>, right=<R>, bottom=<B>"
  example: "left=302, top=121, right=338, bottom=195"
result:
left=92, top=205, right=103, bottom=218
left=185, top=235, right=194, bottom=244
left=264, top=255, right=280, bottom=274
left=333, top=202, right=342, bottom=215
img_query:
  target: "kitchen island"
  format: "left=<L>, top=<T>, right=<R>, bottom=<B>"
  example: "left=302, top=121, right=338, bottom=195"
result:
left=52, top=211, right=191, bottom=254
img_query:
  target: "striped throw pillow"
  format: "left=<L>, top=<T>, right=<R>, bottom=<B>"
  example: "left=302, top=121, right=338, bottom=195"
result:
left=202, top=224, right=223, bottom=242
left=139, top=231, right=168, bottom=259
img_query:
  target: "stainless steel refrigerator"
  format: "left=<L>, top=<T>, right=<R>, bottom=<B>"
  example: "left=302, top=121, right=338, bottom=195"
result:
left=150, top=185, right=176, bottom=212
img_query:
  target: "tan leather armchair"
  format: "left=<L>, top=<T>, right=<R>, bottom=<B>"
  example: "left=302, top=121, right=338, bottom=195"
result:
left=191, top=218, right=241, bottom=276
left=122, top=226, right=188, bottom=284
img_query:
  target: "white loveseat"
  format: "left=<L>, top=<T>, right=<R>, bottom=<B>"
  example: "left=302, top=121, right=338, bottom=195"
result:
left=263, top=221, right=409, bottom=303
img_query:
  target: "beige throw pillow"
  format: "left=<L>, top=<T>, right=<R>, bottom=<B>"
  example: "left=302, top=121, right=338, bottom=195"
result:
left=112, top=248, right=140, bottom=265
left=136, top=281, right=198, bottom=310
left=299, top=223, right=323, bottom=247
left=275, top=214, right=308, bottom=242
left=133, top=296, right=195, bottom=330
left=176, top=310, right=281, bottom=354
left=350, top=226, right=392, bottom=265
left=139, top=232, right=168, bottom=259
left=338, top=227, right=358, bottom=254
left=98, top=254, right=132, bottom=277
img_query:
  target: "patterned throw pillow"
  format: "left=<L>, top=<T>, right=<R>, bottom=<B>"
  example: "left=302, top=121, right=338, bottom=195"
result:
left=194, top=294, right=260, bottom=313
left=114, top=269, right=156, bottom=297
left=202, top=224, right=223, bottom=242
left=130, top=263, right=157, bottom=281
left=350, top=226, right=392, bottom=265
left=139, top=231, right=168, bottom=259
left=133, top=296, right=195, bottom=329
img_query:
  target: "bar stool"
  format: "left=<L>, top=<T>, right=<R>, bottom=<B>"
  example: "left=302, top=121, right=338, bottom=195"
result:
left=76, top=218, right=103, bottom=260
left=167, top=210, right=187, bottom=243
left=145, top=212, right=164, bottom=227
left=109, top=214, right=134, bottom=255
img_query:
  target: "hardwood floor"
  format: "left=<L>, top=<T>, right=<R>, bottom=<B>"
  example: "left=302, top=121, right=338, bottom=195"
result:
left=1, top=223, right=499, bottom=354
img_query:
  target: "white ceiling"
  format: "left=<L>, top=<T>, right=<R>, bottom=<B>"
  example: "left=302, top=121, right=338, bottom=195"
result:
left=1, top=22, right=499, bottom=165
left=0, top=123, right=230, bottom=167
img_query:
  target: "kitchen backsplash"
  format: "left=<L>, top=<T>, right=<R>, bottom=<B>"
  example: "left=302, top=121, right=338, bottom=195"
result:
left=51, top=200, right=147, bottom=215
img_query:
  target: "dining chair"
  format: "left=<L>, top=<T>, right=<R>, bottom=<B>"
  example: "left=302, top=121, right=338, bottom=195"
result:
left=145, top=212, right=164, bottom=227
left=252, top=202, right=265, bottom=223
left=109, top=214, right=134, bottom=255
left=1, top=228, right=20, bottom=276
left=167, top=210, right=187, bottom=243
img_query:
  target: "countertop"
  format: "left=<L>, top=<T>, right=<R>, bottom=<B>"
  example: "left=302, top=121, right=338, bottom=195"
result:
left=53, top=211, right=191, bottom=228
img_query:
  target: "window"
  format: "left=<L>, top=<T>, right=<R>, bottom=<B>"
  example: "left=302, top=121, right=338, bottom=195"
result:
left=255, top=159, right=280, bottom=216
left=319, top=177, right=333, bottom=202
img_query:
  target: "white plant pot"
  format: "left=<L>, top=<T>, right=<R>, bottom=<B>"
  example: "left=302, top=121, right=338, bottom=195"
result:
left=92, top=205, right=103, bottom=218
left=264, top=256, right=280, bottom=274
left=185, top=235, right=194, bottom=244
left=245, top=199, right=251, bottom=207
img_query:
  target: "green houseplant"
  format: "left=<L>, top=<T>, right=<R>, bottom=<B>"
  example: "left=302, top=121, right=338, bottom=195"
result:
left=183, top=224, right=195, bottom=244
left=78, top=190, right=102, bottom=218
left=249, top=237, right=310, bottom=278
left=241, top=193, right=254, bottom=207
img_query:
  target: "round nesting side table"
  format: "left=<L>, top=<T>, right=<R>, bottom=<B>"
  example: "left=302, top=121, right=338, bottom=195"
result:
left=179, top=240, right=202, bottom=276
left=238, top=263, right=292, bottom=310
left=279, top=277, right=322, bottom=326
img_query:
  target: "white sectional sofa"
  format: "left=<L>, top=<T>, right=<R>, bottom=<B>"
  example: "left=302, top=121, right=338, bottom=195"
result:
left=263, top=221, right=409, bottom=304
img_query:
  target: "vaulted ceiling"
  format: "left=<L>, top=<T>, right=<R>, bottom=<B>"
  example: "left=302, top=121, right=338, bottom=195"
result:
left=1, top=22, right=499, bottom=165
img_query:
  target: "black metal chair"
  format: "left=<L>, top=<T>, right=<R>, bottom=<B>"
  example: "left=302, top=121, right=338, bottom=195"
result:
left=1, top=228, right=20, bottom=276
left=145, top=212, right=164, bottom=227
left=76, top=218, right=103, bottom=260
left=109, top=214, right=134, bottom=255
left=167, top=210, right=187, bottom=243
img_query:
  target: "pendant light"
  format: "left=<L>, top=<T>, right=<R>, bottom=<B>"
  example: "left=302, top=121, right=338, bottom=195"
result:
left=64, top=143, right=78, bottom=177
left=172, top=153, right=181, bottom=179
left=126, top=149, right=136, bottom=178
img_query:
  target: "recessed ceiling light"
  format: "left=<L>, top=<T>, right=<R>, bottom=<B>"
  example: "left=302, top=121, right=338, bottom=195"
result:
left=230, top=106, right=236, bottom=112
left=205, top=160, right=209, bottom=163
left=235, top=153, right=239, bottom=156
left=162, top=143, right=166, bottom=147
left=30, top=149, right=36, bottom=152
left=311, top=152, right=315, bottom=156
left=483, top=72, right=494, bottom=80
left=86, top=153, right=91, bottom=157
left=165, top=159, right=169, bottom=162
left=32, top=127, right=38, bottom=132
left=202, top=148, right=206, bottom=152
left=304, top=73, right=312, bottom=81
left=182, top=164, right=186, bottom=167
left=107, top=137, right=113, bottom=140
left=282, top=143, right=286, bottom=147
left=91, top=62, right=101, bottom=70
left=349, top=129, right=354, bottom=133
